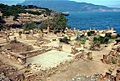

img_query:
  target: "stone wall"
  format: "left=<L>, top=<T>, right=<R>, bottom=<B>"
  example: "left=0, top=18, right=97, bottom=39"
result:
left=1, top=46, right=52, bottom=64
left=20, top=46, right=52, bottom=58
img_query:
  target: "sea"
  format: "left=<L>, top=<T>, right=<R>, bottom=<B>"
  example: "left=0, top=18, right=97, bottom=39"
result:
left=66, top=12, right=120, bottom=33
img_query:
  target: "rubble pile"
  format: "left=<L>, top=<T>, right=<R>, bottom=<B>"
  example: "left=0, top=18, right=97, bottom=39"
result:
left=3, top=41, right=34, bottom=53
left=0, top=61, right=25, bottom=81
left=71, top=74, right=99, bottom=81
left=101, top=46, right=120, bottom=65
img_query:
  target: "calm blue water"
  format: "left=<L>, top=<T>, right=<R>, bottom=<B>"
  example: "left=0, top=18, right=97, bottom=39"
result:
left=67, top=12, right=120, bottom=33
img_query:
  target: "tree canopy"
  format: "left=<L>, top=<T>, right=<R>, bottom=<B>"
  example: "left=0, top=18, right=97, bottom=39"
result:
left=93, top=36, right=110, bottom=44
left=23, top=22, right=37, bottom=30
left=41, top=15, right=69, bottom=32
left=0, top=4, right=52, bottom=17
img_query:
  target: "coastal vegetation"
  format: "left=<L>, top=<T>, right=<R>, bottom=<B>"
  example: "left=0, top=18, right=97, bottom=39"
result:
left=93, top=36, right=109, bottom=44
left=0, top=4, right=69, bottom=33
left=41, top=15, right=68, bottom=32
left=0, top=4, right=52, bottom=17
left=87, top=31, right=95, bottom=36
left=51, top=15, right=68, bottom=32
left=0, top=16, right=6, bottom=30
left=23, top=22, right=37, bottom=30
left=59, top=36, right=70, bottom=44
left=76, top=34, right=87, bottom=44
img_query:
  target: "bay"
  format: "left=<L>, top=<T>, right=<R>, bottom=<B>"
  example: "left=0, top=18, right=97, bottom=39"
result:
left=67, top=12, right=120, bottom=33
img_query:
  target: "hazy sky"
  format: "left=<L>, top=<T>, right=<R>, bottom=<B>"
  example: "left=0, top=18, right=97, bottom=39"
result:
left=0, top=0, right=120, bottom=8
left=73, top=0, right=120, bottom=8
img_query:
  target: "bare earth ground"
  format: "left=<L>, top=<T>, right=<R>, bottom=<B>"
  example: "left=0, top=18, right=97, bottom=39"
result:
left=49, top=60, right=110, bottom=81
left=0, top=32, right=118, bottom=81
left=48, top=43, right=115, bottom=81
left=43, top=42, right=114, bottom=81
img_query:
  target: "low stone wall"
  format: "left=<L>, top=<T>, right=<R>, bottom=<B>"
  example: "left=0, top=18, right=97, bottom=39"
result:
left=20, top=46, right=52, bottom=58
left=24, top=51, right=92, bottom=81
left=1, top=46, right=52, bottom=64
left=25, top=60, right=75, bottom=81
left=1, top=50, right=26, bottom=64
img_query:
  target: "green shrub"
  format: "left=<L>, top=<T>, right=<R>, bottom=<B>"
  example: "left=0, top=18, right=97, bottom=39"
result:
left=59, top=36, right=70, bottom=44
left=23, top=22, right=37, bottom=30
left=52, top=39, right=56, bottom=41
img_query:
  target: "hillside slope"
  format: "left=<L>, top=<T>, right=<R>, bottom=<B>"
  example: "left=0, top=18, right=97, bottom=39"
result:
left=20, top=0, right=120, bottom=12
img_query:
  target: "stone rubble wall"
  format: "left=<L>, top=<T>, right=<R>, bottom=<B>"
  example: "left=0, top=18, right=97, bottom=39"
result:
left=1, top=46, right=53, bottom=64
left=20, top=46, right=52, bottom=58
